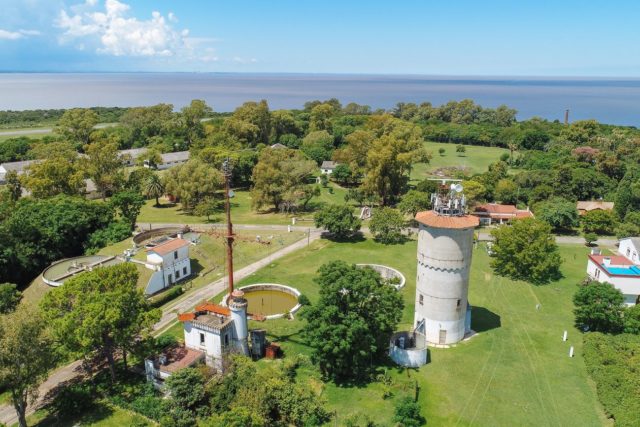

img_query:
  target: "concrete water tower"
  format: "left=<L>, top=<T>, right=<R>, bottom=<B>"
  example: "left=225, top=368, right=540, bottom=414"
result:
left=414, top=182, right=479, bottom=345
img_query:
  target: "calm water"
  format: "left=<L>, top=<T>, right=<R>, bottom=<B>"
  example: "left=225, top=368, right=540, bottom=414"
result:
left=243, top=289, right=298, bottom=316
left=1, top=73, right=639, bottom=126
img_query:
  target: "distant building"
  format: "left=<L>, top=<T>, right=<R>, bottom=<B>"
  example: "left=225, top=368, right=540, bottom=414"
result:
left=270, top=143, right=288, bottom=149
left=145, top=291, right=251, bottom=387
left=118, top=148, right=147, bottom=166
left=472, top=203, right=533, bottom=225
left=0, top=159, right=39, bottom=183
left=577, top=200, right=615, bottom=216
left=320, top=160, right=338, bottom=174
left=144, top=238, right=192, bottom=294
left=146, top=151, right=190, bottom=170
left=586, top=237, right=640, bottom=306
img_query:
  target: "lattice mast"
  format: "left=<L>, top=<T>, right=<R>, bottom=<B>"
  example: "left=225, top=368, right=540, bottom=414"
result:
left=223, top=158, right=235, bottom=298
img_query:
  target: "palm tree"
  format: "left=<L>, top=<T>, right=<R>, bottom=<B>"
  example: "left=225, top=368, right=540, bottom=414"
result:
left=143, top=173, right=165, bottom=207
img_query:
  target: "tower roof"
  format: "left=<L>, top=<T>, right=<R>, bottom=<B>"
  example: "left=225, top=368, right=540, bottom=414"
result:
left=415, top=210, right=479, bottom=229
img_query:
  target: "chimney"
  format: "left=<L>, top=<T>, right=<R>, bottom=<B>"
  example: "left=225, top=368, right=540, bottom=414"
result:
left=603, top=257, right=611, bottom=266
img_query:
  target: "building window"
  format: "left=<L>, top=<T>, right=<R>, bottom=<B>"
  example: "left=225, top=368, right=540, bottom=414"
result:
left=224, top=334, right=229, bottom=346
left=174, top=251, right=178, bottom=260
left=627, top=248, right=631, bottom=257
left=457, top=299, right=461, bottom=308
left=176, top=270, right=180, bottom=279
left=199, top=333, right=205, bottom=345
left=419, top=294, right=423, bottom=305
left=595, top=269, right=600, bottom=279
left=183, top=267, right=187, bottom=275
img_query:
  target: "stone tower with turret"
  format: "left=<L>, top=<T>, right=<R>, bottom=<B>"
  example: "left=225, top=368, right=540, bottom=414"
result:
left=414, top=182, right=479, bottom=345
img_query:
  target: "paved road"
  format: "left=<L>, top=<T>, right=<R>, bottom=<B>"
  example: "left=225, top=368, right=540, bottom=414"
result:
left=0, top=123, right=115, bottom=137
left=476, top=231, right=617, bottom=247
left=0, top=229, right=320, bottom=426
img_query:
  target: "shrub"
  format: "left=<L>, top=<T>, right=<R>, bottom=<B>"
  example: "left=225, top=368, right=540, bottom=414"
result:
left=583, top=333, right=640, bottom=427
left=393, top=396, right=425, bottom=427
left=583, top=232, right=598, bottom=246
left=369, top=207, right=405, bottom=244
left=149, top=285, right=184, bottom=308
left=297, top=294, right=311, bottom=306
left=573, top=280, right=624, bottom=333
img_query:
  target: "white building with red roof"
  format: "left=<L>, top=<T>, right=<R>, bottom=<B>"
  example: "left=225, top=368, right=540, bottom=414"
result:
left=144, top=238, right=192, bottom=294
left=472, top=203, right=533, bottom=225
left=586, top=238, right=640, bottom=306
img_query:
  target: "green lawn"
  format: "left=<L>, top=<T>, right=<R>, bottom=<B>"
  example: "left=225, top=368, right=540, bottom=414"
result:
left=193, top=236, right=608, bottom=426
left=411, top=141, right=509, bottom=182
left=16, top=402, right=155, bottom=427
left=138, top=183, right=352, bottom=226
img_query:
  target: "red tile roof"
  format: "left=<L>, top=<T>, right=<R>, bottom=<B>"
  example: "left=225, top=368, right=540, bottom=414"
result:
left=158, top=346, right=205, bottom=373
left=589, top=254, right=634, bottom=267
left=177, top=313, right=195, bottom=322
left=473, top=203, right=533, bottom=219
left=146, top=238, right=190, bottom=256
left=415, top=211, right=479, bottom=229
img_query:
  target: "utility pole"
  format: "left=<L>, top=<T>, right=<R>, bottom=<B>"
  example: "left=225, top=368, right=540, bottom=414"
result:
left=223, top=158, right=235, bottom=299
left=564, top=109, right=569, bottom=125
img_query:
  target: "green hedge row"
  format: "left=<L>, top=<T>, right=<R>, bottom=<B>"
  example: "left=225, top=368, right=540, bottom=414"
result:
left=149, top=285, right=183, bottom=308
left=583, top=332, right=640, bottom=426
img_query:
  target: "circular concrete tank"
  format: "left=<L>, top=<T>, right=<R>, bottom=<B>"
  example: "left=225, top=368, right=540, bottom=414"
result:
left=414, top=210, right=479, bottom=345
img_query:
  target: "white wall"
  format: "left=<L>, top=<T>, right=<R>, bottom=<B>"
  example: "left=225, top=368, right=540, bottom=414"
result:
left=619, top=239, right=640, bottom=264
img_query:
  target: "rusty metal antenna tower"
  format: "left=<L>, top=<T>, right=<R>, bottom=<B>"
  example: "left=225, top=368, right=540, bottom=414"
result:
left=222, top=158, right=235, bottom=298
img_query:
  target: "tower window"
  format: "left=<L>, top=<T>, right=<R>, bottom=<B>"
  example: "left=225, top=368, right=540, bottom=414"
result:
left=457, top=299, right=461, bottom=308
left=224, top=334, right=229, bottom=346
left=174, top=251, right=178, bottom=259
left=419, top=294, right=424, bottom=305
left=199, top=333, right=205, bottom=345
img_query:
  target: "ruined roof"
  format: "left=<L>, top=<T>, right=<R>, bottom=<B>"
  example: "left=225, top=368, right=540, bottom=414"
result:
left=146, top=238, right=190, bottom=256
left=473, top=203, right=534, bottom=219
left=161, top=151, right=190, bottom=163
left=415, top=210, right=479, bottom=229
left=155, top=346, right=205, bottom=374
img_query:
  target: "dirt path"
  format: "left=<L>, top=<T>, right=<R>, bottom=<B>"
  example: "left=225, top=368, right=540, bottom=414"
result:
left=0, top=230, right=321, bottom=426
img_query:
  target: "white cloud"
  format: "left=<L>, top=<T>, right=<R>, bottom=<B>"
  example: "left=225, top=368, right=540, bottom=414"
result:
left=0, top=28, right=41, bottom=40
left=56, top=0, right=188, bottom=57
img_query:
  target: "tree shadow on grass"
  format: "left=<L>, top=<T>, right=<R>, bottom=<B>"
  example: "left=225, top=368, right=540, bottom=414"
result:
left=471, top=306, right=501, bottom=333
left=33, top=402, right=116, bottom=427
left=320, top=231, right=367, bottom=243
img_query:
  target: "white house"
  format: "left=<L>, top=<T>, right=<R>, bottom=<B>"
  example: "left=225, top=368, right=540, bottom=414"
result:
left=144, top=238, right=192, bottom=295
left=145, top=291, right=251, bottom=386
left=586, top=248, right=640, bottom=306
left=618, top=237, right=640, bottom=264
left=320, top=160, right=338, bottom=174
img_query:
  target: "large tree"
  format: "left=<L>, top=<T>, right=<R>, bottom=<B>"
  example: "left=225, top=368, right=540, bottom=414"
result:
left=615, top=166, right=640, bottom=220
left=581, top=209, right=618, bottom=235
left=369, top=207, right=405, bottom=243
left=143, top=173, right=165, bottom=207
left=179, top=99, right=212, bottom=146
left=21, top=157, right=85, bottom=198
left=0, top=283, right=22, bottom=314
left=0, top=305, right=56, bottom=427
left=83, top=139, right=125, bottom=199
left=573, top=280, right=624, bottom=333
left=361, top=117, right=430, bottom=205
left=490, top=218, right=562, bottom=284
left=535, top=197, right=579, bottom=231
left=40, top=263, right=160, bottom=382
left=397, top=189, right=430, bottom=217
left=110, top=190, right=145, bottom=230
left=303, top=261, right=403, bottom=382
left=54, top=108, right=98, bottom=147
left=301, top=130, right=334, bottom=165
left=164, top=158, right=222, bottom=212
left=314, top=204, right=361, bottom=239
left=251, top=148, right=316, bottom=211
left=0, top=196, right=113, bottom=285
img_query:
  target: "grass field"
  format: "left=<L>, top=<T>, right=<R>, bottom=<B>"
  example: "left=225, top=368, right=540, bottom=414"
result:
left=17, top=402, right=154, bottom=427
left=411, top=141, right=509, bottom=182
left=138, top=183, right=351, bottom=226
left=176, top=236, right=607, bottom=426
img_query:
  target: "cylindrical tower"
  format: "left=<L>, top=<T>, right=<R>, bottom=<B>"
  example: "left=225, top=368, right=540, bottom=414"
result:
left=414, top=190, right=479, bottom=345
left=229, top=289, right=250, bottom=355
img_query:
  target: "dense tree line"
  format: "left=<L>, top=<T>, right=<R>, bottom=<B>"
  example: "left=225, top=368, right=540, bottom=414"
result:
left=0, top=107, right=129, bottom=128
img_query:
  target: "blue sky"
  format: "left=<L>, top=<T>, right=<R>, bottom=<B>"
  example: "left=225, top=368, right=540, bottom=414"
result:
left=1, top=0, right=639, bottom=76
